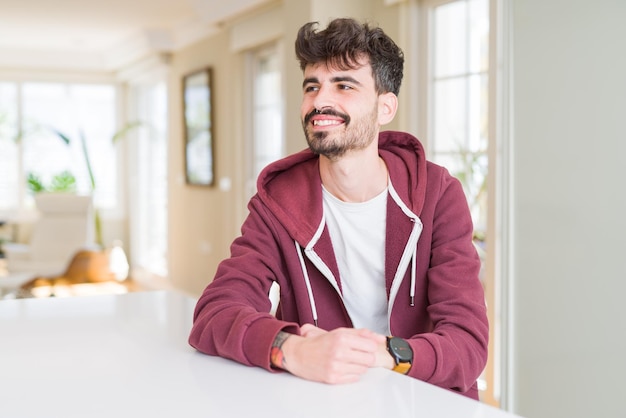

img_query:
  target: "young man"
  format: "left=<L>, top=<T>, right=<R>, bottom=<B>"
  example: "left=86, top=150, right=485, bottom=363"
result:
left=189, top=18, right=489, bottom=400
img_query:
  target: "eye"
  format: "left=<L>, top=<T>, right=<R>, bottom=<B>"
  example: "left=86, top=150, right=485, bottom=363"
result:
left=338, top=84, right=353, bottom=91
left=304, top=85, right=319, bottom=93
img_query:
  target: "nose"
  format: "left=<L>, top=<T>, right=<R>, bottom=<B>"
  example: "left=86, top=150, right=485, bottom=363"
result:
left=312, top=84, right=335, bottom=111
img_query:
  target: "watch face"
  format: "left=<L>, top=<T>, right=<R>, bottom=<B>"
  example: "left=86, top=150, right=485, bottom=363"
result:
left=389, top=337, right=413, bottom=362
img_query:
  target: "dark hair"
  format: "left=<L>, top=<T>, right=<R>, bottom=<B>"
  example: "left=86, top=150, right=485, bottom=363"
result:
left=295, top=18, right=404, bottom=96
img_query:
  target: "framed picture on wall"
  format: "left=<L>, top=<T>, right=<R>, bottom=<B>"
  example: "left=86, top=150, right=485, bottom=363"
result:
left=183, top=67, right=214, bottom=186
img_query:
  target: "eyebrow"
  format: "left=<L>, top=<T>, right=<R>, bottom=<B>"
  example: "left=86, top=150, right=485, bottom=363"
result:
left=302, top=76, right=363, bottom=88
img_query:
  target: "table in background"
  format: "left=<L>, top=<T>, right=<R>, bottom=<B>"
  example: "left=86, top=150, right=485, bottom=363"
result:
left=0, top=290, right=522, bottom=418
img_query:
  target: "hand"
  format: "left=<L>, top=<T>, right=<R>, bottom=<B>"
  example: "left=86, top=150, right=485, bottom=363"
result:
left=300, top=324, right=395, bottom=370
left=280, top=324, right=389, bottom=384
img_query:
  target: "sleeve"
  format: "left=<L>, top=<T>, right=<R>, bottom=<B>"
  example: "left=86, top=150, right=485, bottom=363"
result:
left=188, top=197, right=300, bottom=370
left=406, top=169, right=489, bottom=397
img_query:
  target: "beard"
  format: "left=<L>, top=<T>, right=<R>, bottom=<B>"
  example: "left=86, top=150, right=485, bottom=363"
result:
left=302, top=105, right=379, bottom=160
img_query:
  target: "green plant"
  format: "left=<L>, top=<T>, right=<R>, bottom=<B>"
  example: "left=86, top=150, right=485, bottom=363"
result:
left=49, top=170, right=77, bottom=192
left=448, top=143, right=488, bottom=245
left=27, top=170, right=77, bottom=193
left=26, top=172, right=46, bottom=193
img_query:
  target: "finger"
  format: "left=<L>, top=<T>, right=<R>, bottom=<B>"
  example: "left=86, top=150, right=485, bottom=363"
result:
left=353, top=328, right=387, bottom=343
left=320, top=337, right=378, bottom=367
left=329, top=329, right=381, bottom=354
left=300, top=323, right=316, bottom=333
left=301, top=323, right=326, bottom=338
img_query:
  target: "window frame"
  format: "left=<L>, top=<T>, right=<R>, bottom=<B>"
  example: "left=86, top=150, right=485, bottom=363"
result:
left=0, top=74, right=124, bottom=222
left=125, top=81, right=169, bottom=280
left=409, top=0, right=505, bottom=407
left=244, top=42, right=285, bottom=202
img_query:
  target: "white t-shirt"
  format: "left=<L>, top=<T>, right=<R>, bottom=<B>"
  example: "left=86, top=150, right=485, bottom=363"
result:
left=322, top=186, right=389, bottom=335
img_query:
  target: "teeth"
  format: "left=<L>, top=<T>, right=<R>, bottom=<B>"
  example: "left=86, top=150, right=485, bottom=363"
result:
left=313, top=119, right=340, bottom=126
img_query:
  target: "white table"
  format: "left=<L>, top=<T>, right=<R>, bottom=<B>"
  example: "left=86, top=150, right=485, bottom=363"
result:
left=0, top=291, right=522, bottom=418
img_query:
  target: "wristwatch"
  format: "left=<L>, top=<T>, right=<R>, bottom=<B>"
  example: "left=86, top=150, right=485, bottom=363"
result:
left=386, top=336, right=413, bottom=374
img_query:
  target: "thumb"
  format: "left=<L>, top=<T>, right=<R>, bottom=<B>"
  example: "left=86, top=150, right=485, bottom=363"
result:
left=300, top=323, right=326, bottom=338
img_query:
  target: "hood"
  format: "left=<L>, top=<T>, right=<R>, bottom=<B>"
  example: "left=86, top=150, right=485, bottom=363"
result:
left=256, top=130, right=428, bottom=246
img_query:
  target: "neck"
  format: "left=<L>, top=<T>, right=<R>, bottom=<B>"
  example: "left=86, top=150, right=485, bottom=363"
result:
left=319, top=147, right=388, bottom=203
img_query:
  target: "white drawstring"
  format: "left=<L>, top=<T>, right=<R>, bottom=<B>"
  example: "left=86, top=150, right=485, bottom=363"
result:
left=410, top=246, right=416, bottom=307
left=295, top=240, right=318, bottom=326
left=293, top=184, right=421, bottom=331
left=387, top=181, right=423, bottom=310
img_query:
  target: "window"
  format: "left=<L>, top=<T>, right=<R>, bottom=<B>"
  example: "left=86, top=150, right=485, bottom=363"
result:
left=0, top=82, right=19, bottom=211
left=420, top=0, right=498, bottom=407
left=245, top=44, right=284, bottom=311
left=245, top=44, right=284, bottom=199
left=127, top=82, right=168, bottom=278
left=0, top=81, right=118, bottom=216
left=429, top=0, right=489, bottom=243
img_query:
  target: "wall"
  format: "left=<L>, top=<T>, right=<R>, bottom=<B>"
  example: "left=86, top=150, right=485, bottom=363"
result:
left=168, top=0, right=405, bottom=295
left=511, top=0, right=626, bottom=417
left=167, top=28, right=239, bottom=295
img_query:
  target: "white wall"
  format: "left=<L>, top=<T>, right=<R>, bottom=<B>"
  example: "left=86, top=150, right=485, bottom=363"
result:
left=167, top=0, right=394, bottom=295
left=511, top=0, right=626, bottom=417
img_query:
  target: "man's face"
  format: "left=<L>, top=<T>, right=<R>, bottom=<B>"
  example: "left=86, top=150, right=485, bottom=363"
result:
left=300, top=60, right=382, bottom=160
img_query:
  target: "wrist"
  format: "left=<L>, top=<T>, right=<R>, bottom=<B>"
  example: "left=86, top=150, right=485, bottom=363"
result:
left=379, top=340, right=396, bottom=369
left=386, top=336, right=413, bottom=375
left=270, top=331, right=291, bottom=370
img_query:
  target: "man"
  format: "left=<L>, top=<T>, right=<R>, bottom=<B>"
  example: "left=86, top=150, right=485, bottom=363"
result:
left=189, top=18, right=488, bottom=400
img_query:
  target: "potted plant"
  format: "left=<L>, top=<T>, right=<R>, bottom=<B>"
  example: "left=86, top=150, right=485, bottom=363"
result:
left=27, top=170, right=77, bottom=194
left=49, top=122, right=141, bottom=248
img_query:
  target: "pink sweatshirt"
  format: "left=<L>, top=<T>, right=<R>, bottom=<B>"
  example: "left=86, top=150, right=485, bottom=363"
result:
left=189, top=130, right=488, bottom=399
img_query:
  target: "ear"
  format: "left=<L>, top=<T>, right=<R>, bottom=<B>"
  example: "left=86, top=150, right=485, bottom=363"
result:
left=378, top=92, right=398, bottom=125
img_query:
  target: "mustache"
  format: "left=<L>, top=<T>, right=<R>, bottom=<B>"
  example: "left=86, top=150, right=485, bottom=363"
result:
left=303, top=108, right=350, bottom=125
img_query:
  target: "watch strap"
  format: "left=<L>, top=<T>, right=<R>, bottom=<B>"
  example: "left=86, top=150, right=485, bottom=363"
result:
left=392, top=361, right=411, bottom=374
left=386, top=336, right=413, bottom=375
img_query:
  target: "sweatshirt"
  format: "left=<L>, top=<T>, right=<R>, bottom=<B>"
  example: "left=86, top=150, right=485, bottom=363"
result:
left=189, top=130, right=489, bottom=400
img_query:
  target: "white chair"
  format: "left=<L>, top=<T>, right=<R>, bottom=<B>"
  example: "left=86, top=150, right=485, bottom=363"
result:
left=1, top=193, right=95, bottom=292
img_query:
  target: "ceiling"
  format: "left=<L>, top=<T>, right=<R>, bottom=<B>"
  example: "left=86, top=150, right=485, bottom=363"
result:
left=0, top=0, right=271, bottom=72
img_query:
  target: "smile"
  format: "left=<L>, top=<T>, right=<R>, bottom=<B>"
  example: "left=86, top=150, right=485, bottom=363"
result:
left=313, top=119, right=343, bottom=126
